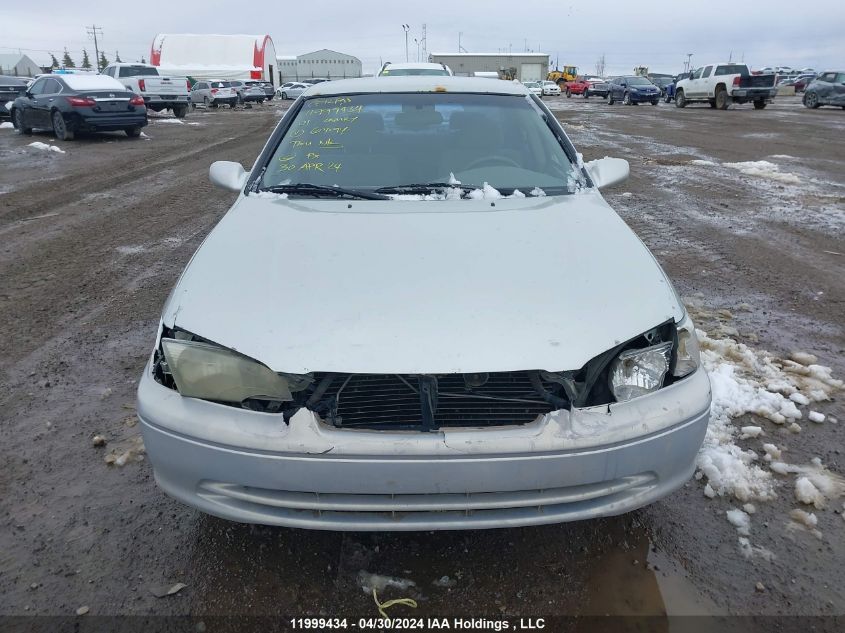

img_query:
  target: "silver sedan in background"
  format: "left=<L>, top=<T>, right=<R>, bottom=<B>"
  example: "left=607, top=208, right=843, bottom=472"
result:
left=276, top=82, right=309, bottom=99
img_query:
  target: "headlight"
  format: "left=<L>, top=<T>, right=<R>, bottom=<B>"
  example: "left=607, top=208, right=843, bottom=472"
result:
left=161, top=338, right=295, bottom=403
left=609, top=342, right=672, bottom=402
left=673, top=314, right=701, bottom=378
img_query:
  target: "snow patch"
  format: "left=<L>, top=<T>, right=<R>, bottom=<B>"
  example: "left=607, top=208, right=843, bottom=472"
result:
left=726, top=508, right=752, bottom=535
left=722, top=161, right=801, bottom=184
left=808, top=411, right=825, bottom=423
left=28, top=142, right=65, bottom=154
left=0, top=121, right=14, bottom=129
left=358, top=571, right=415, bottom=595
left=155, top=118, right=184, bottom=124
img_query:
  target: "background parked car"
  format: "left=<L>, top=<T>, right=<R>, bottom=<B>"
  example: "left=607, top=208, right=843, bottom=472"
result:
left=228, top=80, right=266, bottom=104
left=190, top=81, right=238, bottom=108
left=803, top=71, right=845, bottom=109
left=245, top=80, right=275, bottom=100
left=11, top=74, right=146, bottom=140
left=301, top=78, right=329, bottom=85
left=540, top=80, right=561, bottom=96
left=522, top=81, right=543, bottom=97
left=276, top=82, right=308, bottom=100
left=102, top=63, right=190, bottom=118
left=584, top=78, right=610, bottom=99
left=0, top=75, right=28, bottom=117
left=607, top=76, right=660, bottom=105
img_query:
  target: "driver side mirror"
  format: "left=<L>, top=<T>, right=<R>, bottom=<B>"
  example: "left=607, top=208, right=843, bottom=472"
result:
left=689, top=72, right=694, bottom=80
left=209, top=161, right=248, bottom=192
left=585, top=157, right=630, bottom=190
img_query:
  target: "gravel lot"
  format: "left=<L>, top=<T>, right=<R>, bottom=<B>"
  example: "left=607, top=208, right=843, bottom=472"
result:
left=1, top=96, right=843, bottom=624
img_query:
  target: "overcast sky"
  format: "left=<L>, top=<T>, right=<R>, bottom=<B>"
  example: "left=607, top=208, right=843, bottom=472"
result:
left=2, top=1, right=843, bottom=75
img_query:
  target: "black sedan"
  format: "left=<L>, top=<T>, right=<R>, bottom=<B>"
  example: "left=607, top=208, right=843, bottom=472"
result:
left=803, top=71, right=845, bottom=109
left=0, top=75, right=28, bottom=117
left=607, top=76, right=661, bottom=105
left=11, top=74, right=147, bottom=140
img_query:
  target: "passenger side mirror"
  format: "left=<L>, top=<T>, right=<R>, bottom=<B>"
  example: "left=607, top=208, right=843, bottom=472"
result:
left=209, top=161, right=248, bottom=192
left=585, top=157, right=630, bottom=190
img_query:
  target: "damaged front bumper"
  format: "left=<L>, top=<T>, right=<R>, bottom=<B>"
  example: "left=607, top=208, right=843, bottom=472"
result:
left=137, top=364, right=711, bottom=530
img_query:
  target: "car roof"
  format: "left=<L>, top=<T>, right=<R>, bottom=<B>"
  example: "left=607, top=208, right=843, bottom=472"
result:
left=304, top=76, right=530, bottom=96
left=0, top=75, right=28, bottom=84
left=383, top=62, right=447, bottom=70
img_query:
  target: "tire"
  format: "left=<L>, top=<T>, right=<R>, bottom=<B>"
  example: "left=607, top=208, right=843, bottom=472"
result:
left=675, top=89, right=686, bottom=108
left=203, top=96, right=210, bottom=108
left=583, top=91, right=589, bottom=99
left=715, top=88, right=729, bottom=110
left=173, top=105, right=188, bottom=118
left=211, top=100, right=218, bottom=108
left=708, top=99, right=717, bottom=108
left=803, top=92, right=820, bottom=109
left=665, top=94, right=672, bottom=103
left=51, top=110, right=74, bottom=141
left=651, top=100, right=658, bottom=106
left=607, top=91, right=615, bottom=105
left=565, top=89, right=571, bottom=98
left=623, top=92, right=632, bottom=106
left=753, top=100, right=767, bottom=110
left=281, top=92, right=288, bottom=99
left=13, top=108, right=32, bottom=134
left=125, top=126, right=142, bottom=138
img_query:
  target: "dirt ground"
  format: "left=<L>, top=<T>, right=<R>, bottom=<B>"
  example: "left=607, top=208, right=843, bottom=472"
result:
left=0, top=95, right=843, bottom=626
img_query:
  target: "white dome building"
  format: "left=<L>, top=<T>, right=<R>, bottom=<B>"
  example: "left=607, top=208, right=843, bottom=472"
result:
left=150, top=33, right=278, bottom=84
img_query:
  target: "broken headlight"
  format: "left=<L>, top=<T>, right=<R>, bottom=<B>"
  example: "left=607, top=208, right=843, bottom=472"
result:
left=672, top=313, right=701, bottom=378
left=608, top=341, right=672, bottom=402
left=161, top=338, right=295, bottom=404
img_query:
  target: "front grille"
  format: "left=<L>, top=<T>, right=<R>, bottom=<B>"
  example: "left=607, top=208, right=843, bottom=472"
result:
left=301, top=371, right=564, bottom=430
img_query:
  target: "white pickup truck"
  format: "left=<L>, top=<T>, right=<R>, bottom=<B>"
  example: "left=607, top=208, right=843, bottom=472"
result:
left=674, top=63, right=777, bottom=110
left=101, top=63, right=191, bottom=118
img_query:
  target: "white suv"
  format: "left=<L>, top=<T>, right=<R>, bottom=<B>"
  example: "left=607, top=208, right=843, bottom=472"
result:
left=379, top=62, right=452, bottom=77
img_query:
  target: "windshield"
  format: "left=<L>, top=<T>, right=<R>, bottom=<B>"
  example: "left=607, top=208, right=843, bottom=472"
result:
left=118, top=66, right=159, bottom=77
left=212, top=81, right=232, bottom=88
left=381, top=68, right=450, bottom=76
left=259, top=92, right=581, bottom=197
left=524, top=82, right=539, bottom=88
left=626, top=77, right=653, bottom=86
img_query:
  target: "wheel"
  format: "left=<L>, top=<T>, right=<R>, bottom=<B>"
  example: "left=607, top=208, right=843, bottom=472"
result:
left=753, top=100, right=767, bottom=110
left=565, top=88, right=571, bottom=98
left=258, top=99, right=264, bottom=104
left=651, top=100, right=659, bottom=106
left=203, top=96, right=210, bottom=108
left=708, top=99, right=717, bottom=108
left=463, top=155, right=522, bottom=170
left=803, top=92, right=820, bottom=109
left=623, top=92, right=632, bottom=105
left=13, top=108, right=32, bottom=134
left=125, top=126, right=142, bottom=138
left=607, top=91, right=615, bottom=105
left=230, top=101, right=237, bottom=109
left=675, top=89, right=686, bottom=108
left=173, top=105, right=188, bottom=118
left=583, top=91, right=589, bottom=99
left=281, top=92, right=288, bottom=99
left=715, top=88, right=729, bottom=110
left=51, top=110, right=74, bottom=141
left=665, top=94, right=672, bottom=103
left=211, top=100, right=219, bottom=108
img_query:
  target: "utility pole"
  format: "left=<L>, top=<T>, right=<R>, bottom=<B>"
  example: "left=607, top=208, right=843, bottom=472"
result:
left=458, top=32, right=467, bottom=53
left=421, top=23, right=427, bottom=60
left=684, top=53, right=693, bottom=73
left=402, top=24, right=410, bottom=62
left=86, top=24, right=104, bottom=71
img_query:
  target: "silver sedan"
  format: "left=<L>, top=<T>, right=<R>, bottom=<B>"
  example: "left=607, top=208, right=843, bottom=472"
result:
left=276, top=82, right=308, bottom=99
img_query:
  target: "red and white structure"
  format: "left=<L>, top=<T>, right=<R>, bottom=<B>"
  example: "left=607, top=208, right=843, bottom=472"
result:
left=150, top=34, right=277, bottom=83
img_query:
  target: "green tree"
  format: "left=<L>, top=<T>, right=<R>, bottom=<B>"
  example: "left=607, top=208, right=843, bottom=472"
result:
left=50, top=53, right=59, bottom=69
left=62, top=48, right=75, bottom=68
left=98, top=51, right=109, bottom=69
left=115, top=50, right=122, bottom=63
left=81, top=49, right=92, bottom=69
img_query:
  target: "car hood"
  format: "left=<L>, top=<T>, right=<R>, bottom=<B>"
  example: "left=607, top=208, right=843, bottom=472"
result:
left=162, top=192, right=683, bottom=374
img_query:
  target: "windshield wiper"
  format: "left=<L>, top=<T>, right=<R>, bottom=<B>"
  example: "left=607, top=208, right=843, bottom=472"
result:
left=374, top=182, right=481, bottom=195
left=259, top=184, right=389, bottom=200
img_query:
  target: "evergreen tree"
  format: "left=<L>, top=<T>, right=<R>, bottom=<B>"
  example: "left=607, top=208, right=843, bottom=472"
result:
left=50, top=54, right=59, bottom=69
left=98, top=51, right=109, bottom=69
left=81, top=49, right=92, bottom=69
left=115, top=51, right=122, bottom=63
left=62, top=48, right=75, bottom=68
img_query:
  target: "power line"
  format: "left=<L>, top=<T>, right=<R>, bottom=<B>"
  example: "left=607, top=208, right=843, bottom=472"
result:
left=86, top=24, right=103, bottom=70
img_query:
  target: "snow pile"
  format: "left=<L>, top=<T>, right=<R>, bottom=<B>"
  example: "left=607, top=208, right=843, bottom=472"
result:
left=28, top=142, right=65, bottom=154
left=154, top=118, right=184, bottom=124
left=722, top=161, right=801, bottom=184
left=788, top=509, right=822, bottom=539
left=0, top=121, right=14, bottom=130
left=726, top=508, right=752, bottom=535
left=694, top=323, right=842, bottom=503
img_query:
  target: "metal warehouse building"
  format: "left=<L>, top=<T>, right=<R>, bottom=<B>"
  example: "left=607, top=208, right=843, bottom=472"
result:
left=150, top=34, right=278, bottom=83
left=277, top=49, right=362, bottom=83
left=428, top=52, right=549, bottom=81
